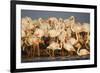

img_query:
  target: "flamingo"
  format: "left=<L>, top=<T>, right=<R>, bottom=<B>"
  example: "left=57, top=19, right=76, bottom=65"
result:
left=63, top=37, right=76, bottom=56
left=28, top=35, right=42, bottom=57
left=21, top=29, right=26, bottom=51
left=47, top=41, right=61, bottom=58
left=82, top=23, right=90, bottom=44
left=77, top=47, right=90, bottom=56
left=33, top=28, right=44, bottom=56
left=38, top=18, right=51, bottom=33
left=71, top=23, right=90, bottom=56
left=57, top=29, right=67, bottom=56
left=47, top=29, right=61, bottom=58
left=21, top=17, right=34, bottom=56
left=78, top=23, right=90, bottom=50
left=21, top=17, right=35, bottom=30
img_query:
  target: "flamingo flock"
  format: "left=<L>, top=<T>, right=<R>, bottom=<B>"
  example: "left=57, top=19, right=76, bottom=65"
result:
left=21, top=16, right=90, bottom=60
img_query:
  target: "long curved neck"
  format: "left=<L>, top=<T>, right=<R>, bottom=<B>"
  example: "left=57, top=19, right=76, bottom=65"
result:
left=77, top=44, right=81, bottom=56
left=77, top=47, right=80, bottom=56
left=70, top=23, right=73, bottom=32
left=76, top=32, right=79, bottom=42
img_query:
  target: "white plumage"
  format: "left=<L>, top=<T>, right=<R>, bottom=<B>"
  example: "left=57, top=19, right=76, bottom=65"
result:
left=69, top=38, right=77, bottom=45
left=47, top=42, right=61, bottom=50
left=48, top=29, right=59, bottom=38
left=77, top=48, right=90, bottom=56
left=34, top=28, right=44, bottom=38
left=63, top=42, right=75, bottom=52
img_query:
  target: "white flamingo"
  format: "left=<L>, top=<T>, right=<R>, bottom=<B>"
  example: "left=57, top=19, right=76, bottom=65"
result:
left=77, top=48, right=90, bottom=56
left=21, top=29, right=26, bottom=51
left=33, top=28, right=44, bottom=56
left=57, top=30, right=67, bottom=56
left=63, top=41, right=76, bottom=55
left=47, top=29, right=61, bottom=57
left=28, top=35, right=42, bottom=57
left=34, top=28, right=44, bottom=38
left=21, top=17, right=35, bottom=30
left=76, top=23, right=90, bottom=49
left=47, top=41, right=61, bottom=58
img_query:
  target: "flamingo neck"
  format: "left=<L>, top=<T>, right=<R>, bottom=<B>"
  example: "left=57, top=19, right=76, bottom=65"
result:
left=77, top=46, right=81, bottom=56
